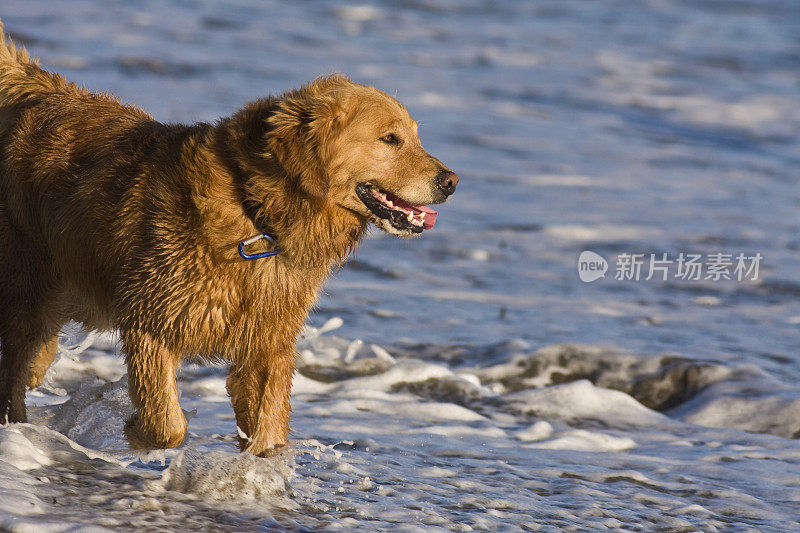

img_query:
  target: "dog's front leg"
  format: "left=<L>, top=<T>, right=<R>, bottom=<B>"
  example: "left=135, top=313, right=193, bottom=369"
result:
left=227, top=341, right=294, bottom=456
left=122, top=330, right=187, bottom=449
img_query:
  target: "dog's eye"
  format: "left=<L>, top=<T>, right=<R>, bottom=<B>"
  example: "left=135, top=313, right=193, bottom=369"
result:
left=380, top=133, right=400, bottom=145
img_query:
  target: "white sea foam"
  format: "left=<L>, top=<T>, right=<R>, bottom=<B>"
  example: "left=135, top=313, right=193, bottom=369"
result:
left=1, top=326, right=799, bottom=530
left=158, top=449, right=296, bottom=507
left=543, top=224, right=663, bottom=242
left=501, top=379, right=667, bottom=428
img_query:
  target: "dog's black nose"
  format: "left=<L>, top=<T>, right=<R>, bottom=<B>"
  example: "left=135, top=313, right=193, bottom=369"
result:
left=436, top=170, right=459, bottom=196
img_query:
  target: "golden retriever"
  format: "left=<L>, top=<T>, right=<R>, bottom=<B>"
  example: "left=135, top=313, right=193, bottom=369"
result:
left=0, top=22, right=457, bottom=455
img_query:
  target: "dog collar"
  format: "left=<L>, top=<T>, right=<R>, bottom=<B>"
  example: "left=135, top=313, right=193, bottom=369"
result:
left=238, top=232, right=280, bottom=260
left=237, top=198, right=280, bottom=260
left=222, top=153, right=280, bottom=260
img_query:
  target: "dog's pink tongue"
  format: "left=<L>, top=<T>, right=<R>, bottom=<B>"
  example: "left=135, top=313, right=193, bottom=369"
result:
left=419, top=205, right=437, bottom=229
left=384, top=190, right=438, bottom=230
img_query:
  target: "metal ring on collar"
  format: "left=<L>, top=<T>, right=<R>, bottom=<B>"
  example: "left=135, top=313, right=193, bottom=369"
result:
left=238, top=233, right=280, bottom=260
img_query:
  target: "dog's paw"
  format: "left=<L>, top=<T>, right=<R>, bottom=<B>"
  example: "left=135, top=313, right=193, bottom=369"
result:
left=253, top=442, right=288, bottom=458
left=26, top=369, right=47, bottom=390
left=124, top=412, right=187, bottom=449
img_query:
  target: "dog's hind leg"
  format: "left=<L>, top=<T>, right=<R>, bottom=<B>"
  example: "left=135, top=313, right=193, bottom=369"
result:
left=227, top=341, right=294, bottom=456
left=121, top=330, right=187, bottom=449
left=0, top=270, right=63, bottom=424
left=27, top=336, right=59, bottom=390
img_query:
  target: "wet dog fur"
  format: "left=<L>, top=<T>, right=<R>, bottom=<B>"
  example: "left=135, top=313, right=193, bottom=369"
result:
left=0, top=22, right=456, bottom=455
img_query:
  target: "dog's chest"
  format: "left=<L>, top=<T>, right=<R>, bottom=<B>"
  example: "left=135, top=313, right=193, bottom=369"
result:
left=175, top=259, right=325, bottom=353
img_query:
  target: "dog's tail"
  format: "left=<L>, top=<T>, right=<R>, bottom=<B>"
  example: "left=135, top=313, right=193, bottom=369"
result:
left=0, top=19, right=69, bottom=106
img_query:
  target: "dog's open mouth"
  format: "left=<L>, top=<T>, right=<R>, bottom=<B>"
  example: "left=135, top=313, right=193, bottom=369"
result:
left=355, top=183, right=437, bottom=234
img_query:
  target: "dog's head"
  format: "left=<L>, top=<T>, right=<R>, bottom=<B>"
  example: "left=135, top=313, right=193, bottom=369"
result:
left=267, top=75, right=458, bottom=237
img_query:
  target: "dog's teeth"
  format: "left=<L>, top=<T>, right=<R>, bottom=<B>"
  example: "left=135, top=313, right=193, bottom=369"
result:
left=386, top=200, right=394, bottom=208
left=407, top=213, right=414, bottom=222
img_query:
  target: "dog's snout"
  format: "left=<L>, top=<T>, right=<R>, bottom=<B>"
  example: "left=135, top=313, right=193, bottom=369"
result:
left=436, top=170, right=459, bottom=196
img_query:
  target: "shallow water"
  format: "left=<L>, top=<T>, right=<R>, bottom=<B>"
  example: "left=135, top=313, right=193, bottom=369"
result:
left=1, top=0, right=800, bottom=531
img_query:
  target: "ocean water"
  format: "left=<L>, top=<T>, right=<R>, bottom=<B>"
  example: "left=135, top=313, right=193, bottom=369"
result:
left=2, top=0, right=800, bottom=530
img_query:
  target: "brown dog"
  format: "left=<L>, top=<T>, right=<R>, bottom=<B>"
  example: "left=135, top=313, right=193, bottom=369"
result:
left=0, top=23, right=457, bottom=455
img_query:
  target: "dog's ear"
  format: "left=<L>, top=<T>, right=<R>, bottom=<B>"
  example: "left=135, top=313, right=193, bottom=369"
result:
left=267, top=88, right=349, bottom=200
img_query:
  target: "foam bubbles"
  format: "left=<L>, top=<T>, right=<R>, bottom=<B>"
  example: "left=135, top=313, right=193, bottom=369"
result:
left=159, top=449, right=295, bottom=507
